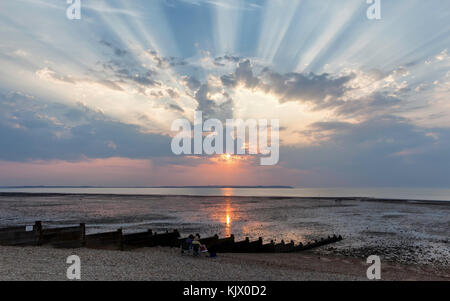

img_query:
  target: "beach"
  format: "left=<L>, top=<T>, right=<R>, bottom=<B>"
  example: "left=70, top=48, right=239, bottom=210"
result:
left=0, top=192, right=449, bottom=280
left=1, top=245, right=448, bottom=281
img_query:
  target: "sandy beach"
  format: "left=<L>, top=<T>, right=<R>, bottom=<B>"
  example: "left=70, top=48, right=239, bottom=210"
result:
left=0, top=245, right=448, bottom=281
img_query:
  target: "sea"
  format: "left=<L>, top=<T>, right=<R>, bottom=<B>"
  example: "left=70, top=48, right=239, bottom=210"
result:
left=1, top=187, right=450, bottom=201
left=0, top=187, right=449, bottom=266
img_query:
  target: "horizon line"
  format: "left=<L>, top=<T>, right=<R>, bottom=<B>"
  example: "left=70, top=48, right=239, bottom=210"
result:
left=0, top=185, right=294, bottom=189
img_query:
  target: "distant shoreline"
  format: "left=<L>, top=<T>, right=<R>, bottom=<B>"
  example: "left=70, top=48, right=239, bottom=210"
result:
left=0, top=185, right=293, bottom=189
left=0, top=192, right=449, bottom=206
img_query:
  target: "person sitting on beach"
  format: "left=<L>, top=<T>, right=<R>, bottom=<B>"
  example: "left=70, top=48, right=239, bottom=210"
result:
left=187, top=234, right=195, bottom=245
left=181, top=234, right=195, bottom=254
left=192, top=234, right=201, bottom=256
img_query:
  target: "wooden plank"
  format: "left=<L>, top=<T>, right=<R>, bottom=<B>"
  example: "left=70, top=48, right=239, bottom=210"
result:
left=261, top=240, right=276, bottom=253
left=123, top=230, right=181, bottom=250
left=40, top=223, right=85, bottom=248
left=207, top=235, right=235, bottom=253
left=213, top=237, right=265, bottom=253
left=277, top=240, right=295, bottom=253
left=200, top=234, right=219, bottom=248
left=150, top=230, right=181, bottom=247
left=0, top=231, right=40, bottom=246
left=179, top=234, right=219, bottom=248
left=248, top=237, right=263, bottom=252
left=220, top=237, right=248, bottom=253
left=0, top=221, right=42, bottom=246
left=0, top=225, right=28, bottom=233
left=0, top=221, right=41, bottom=233
left=232, top=237, right=250, bottom=252
left=295, top=235, right=343, bottom=252
left=85, top=229, right=123, bottom=250
left=122, top=230, right=154, bottom=250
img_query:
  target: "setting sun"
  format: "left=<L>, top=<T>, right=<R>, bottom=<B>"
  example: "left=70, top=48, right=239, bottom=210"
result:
left=220, top=153, right=232, bottom=162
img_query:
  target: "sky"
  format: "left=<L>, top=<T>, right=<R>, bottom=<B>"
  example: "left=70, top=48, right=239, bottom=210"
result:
left=0, top=0, right=449, bottom=187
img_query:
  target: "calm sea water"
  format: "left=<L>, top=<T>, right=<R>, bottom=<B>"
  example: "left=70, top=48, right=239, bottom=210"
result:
left=1, top=187, right=450, bottom=201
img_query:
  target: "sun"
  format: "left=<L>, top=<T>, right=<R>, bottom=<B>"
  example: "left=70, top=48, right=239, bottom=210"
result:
left=220, top=153, right=233, bottom=162
left=211, top=153, right=247, bottom=165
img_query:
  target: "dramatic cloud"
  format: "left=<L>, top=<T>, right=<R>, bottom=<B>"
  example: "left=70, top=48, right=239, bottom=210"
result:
left=194, top=83, right=233, bottom=121
left=0, top=0, right=449, bottom=186
left=284, top=115, right=450, bottom=187
left=0, top=93, right=172, bottom=161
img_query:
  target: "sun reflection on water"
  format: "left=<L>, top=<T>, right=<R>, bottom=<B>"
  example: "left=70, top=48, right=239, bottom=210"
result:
left=224, top=199, right=232, bottom=237
left=221, top=187, right=234, bottom=197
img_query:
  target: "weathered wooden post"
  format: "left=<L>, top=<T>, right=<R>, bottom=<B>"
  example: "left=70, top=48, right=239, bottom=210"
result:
left=34, top=221, right=42, bottom=232
left=117, top=228, right=124, bottom=251
left=80, top=223, right=86, bottom=246
left=118, top=228, right=124, bottom=251
left=35, top=221, right=43, bottom=245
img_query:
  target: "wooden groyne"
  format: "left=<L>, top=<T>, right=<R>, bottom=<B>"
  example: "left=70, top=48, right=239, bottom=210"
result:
left=208, top=235, right=343, bottom=253
left=0, top=221, right=343, bottom=253
left=0, top=222, right=87, bottom=248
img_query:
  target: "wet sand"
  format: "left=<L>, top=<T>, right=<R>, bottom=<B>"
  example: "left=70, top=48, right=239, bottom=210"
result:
left=0, top=245, right=448, bottom=281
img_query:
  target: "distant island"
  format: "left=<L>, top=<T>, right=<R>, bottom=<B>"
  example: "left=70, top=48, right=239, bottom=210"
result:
left=156, top=186, right=293, bottom=189
left=0, top=185, right=293, bottom=189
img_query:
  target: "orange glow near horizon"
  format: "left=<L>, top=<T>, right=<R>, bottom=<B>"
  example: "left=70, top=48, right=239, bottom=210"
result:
left=221, top=187, right=234, bottom=196
left=210, top=154, right=249, bottom=167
